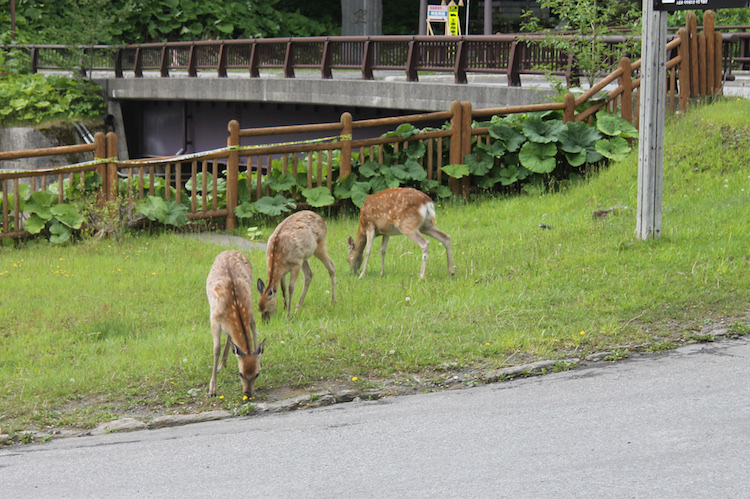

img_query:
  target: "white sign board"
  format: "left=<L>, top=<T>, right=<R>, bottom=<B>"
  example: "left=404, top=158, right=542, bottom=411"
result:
left=428, top=5, right=449, bottom=22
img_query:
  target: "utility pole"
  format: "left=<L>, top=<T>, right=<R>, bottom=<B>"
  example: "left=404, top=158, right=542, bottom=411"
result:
left=636, top=0, right=668, bottom=240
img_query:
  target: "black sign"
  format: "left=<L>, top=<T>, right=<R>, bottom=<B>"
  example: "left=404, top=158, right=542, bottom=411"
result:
left=655, top=0, right=750, bottom=10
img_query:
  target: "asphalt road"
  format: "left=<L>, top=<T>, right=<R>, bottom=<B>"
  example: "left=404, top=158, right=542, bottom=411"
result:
left=2, top=337, right=749, bottom=498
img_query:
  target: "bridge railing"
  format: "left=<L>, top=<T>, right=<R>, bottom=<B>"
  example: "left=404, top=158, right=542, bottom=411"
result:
left=5, top=26, right=744, bottom=87
left=0, top=13, right=727, bottom=238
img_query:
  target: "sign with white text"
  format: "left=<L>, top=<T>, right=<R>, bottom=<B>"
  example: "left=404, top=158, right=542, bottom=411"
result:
left=654, top=0, right=749, bottom=11
left=428, top=5, right=449, bottom=22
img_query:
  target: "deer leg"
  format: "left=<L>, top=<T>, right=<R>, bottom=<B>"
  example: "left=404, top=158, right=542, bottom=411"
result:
left=209, top=321, right=223, bottom=396
left=422, top=226, right=454, bottom=276
left=295, top=260, right=314, bottom=312
left=219, top=334, right=232, bottom=370
left=286, top=264, right=302, bottom=318
left=404, top=231, right=430, bottom=279
left=359, top=229, right=376, bottom=279
left=280, top=274, right=288, bottom=309
left=315, top=241, right=336, bottom=304
left=379, top=235, right=390, bottom=276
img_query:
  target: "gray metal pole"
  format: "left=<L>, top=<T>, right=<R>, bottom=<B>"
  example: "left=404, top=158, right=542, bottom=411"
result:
left=636, top=0, right=669, bottom=240
left=419, top=0, right=428, bottom=36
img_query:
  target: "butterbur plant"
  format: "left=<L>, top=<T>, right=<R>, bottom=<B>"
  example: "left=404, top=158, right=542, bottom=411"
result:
left=443, top=110, right=638, bottom=193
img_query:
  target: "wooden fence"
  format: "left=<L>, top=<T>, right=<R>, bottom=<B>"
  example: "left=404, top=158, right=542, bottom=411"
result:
left=8, top=20, right=747, bottom=87
left=0, top=13, right=728, bottom=239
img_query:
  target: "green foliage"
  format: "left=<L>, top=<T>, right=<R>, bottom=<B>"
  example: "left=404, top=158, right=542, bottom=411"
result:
left=136, top=196, right=189, bottom=227
left=521, top=0, right=641, bottom=87
left=0, top=70, right=106, bottom=126
left=8, top=0, right=335, bottom=45
left=444, top=111, right=635, bottom=192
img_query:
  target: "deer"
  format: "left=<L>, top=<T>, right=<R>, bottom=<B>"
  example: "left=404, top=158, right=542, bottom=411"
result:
left=347, top=187, right=454, bottom=279
left=206, top=250, right=265, bottom=398
left=256, top=210, right=336, bottom=322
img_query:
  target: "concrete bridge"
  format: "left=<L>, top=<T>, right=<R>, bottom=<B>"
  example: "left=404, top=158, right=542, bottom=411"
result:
left=99, top=70, right=558, bottom=161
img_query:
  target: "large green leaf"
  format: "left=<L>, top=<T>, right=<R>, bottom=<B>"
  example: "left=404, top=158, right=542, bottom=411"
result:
left=596, top=111, right=639, bottom=139
left=50, top=204, right=84, bottom=229
left=334, top=173, right=357, bottom=200
left=137, top=196, right=169, bottom=222
left=559, top=121, right=602, bottom=154
left=253, top=195, right=296, bottom=216
left=518, top=142, right=558, bottom=173
left=48, top=221, right=72, bottom=244
left=595, top=136, right=632, bottom=161
left=488, top=123, right=526, bottom=152
left=24, top=214, right=48, bottom=235
left=163, top=200, right=189, bottom=227
left=267, top=171, right=297, bottom=192
left=465, top=149, right=494, bottom=176
left=351, top=182, right=372, bottom=208
left=441, top=163, right=470, bottom=179
left=234, top=201, right=256, bottom=220
left=24, top=190, right=56, bottom=220
left=391, top=160, right=427, bottom=181
left=302, top=187, right=335, bottom=207
left=404, top=141, right=427, bottom=160
left=359, top=160, right=382, bottom=178
left=522, top=115, right=565, bottom=144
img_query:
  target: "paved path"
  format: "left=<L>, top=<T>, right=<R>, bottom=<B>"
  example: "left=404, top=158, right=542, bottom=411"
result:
left=2, top=337, right=748, bottom=498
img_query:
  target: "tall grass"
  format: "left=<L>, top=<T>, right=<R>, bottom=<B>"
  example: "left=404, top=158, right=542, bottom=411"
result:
left=1, top=98, right=749, bottom=432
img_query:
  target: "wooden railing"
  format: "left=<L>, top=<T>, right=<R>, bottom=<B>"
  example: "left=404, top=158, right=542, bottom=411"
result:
left=0, top=13, right=728, bottom=239
left=6, top=22, right=745, bottom=87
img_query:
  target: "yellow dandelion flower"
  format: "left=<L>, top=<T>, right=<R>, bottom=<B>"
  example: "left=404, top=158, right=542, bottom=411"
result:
left=219, top=395, right=224, bottom=399
left=352, top=376, right=358, bottom=382
left=580, top=331, right=585, bottom=336
left=243, top=395, right=249, bottom=401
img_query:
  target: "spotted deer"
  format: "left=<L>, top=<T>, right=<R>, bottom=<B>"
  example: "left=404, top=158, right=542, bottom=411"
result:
left=257, top=210, right=336, bottom=321
left=347, top=187, right=454, bottom=279
left=206, top=250, right=265, bottom=397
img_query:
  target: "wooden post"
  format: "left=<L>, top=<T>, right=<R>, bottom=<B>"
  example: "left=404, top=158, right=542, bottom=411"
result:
left=106, top=132, right=118, bottom=201
left=340, top=112, right=353, bottom=179
left=678, top=28, right=691, bottom=112
left=705, top=11, right=715, bottom=95
left=714, top=32, right=723, bottom=94
left=460, top=101, right=472, bottom=199
left=619, top=58, right=633, bottom=124
left=448, top=100, right=463, bottom=196
left=636, top=0, right=668, bottom=241
left=226, top=120, right=240, bottom=231
left=698, top=33, right=707, bottom=97
left=687, top=13, right=699, bottom=99
left=562, top=93, right=576, bottom=123
left=94, top=132, right=107, bottom=199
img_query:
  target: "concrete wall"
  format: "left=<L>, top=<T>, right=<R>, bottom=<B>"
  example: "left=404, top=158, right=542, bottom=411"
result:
left=100, top=76, right=556, bottom=113
left=0, top=126, right=86, bottom=171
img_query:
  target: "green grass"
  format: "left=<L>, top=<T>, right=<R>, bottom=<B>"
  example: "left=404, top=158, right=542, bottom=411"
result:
left=2, top=98, right=750, bottom=436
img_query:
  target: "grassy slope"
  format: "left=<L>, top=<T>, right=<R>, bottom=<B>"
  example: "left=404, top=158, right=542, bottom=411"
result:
left=1, top=98, right=749, bottom=434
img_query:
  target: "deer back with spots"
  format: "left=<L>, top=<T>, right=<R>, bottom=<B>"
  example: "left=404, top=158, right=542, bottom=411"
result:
left=206, top=250, right=265, bottom=397
left=347, top=187, right=454, bottom=279
left=257, top=210, right=336, bottom=321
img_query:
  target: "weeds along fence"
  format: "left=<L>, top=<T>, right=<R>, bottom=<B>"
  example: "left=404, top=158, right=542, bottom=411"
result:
left=0, top=14, right=726, bottom=240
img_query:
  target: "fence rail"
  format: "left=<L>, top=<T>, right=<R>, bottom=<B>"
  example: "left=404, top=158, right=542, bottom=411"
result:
left=5, top=22, right=747, bottom=87
left=0, top=13, right=729, bottom=239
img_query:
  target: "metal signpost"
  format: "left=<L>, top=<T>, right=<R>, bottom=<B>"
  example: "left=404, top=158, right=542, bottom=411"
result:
left=637, top=0, right=748, bottom=240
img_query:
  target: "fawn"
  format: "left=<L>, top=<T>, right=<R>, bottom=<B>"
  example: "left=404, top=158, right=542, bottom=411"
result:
left=257, top=210, right=336, bottom=321
left=206, top=250, right=265, bottom=397
left=347, top=187, right=454, bottom=279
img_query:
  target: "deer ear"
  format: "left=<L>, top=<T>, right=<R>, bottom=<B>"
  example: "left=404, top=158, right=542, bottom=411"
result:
left=257, top=278, right=265, bottom=294
left=347, top=236, right=355, bottom=250
left=256, top=338, right=266, bottom=356
left=231, top=341, right=246, bottom=358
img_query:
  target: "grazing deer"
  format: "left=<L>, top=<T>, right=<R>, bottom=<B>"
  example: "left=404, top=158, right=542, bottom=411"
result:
left=347, top=187, right=454, bottom=279
left=257, top=210, right=336, bottom=321
left=206, top=250, right=265, bottom=397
